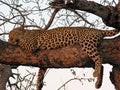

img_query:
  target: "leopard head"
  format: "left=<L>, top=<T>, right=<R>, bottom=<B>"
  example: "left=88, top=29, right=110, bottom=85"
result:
left=8, top=25, right=25, bottom=45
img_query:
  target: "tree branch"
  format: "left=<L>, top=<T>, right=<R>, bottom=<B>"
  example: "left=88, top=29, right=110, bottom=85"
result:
left=50, top=0, right=111, bottom=20
left=0, top=64, right=12, bottom=90
left=44, top=8, right=59, bottom=30
left=49, top=0, right=120, bottom=28
left=0, top=1, right=26, bottom=25
left=0, top=36, right=120, bottom=68
left=69, top=9, right=94, bottom=26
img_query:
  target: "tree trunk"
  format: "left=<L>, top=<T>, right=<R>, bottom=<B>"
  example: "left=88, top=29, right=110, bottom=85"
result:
left=0, top=64, right=11, bottom=90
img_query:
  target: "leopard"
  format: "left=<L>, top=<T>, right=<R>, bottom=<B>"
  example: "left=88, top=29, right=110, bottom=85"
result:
left=8, top=25, right=119, bottom=89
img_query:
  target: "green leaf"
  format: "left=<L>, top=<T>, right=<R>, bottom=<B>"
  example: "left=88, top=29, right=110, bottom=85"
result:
left=70, top=69, right=76, bottom=76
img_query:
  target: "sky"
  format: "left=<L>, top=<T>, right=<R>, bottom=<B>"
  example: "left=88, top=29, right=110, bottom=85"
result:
left=17, top=64, right=115, bottom=90
left=42, top=64, right=115, bottom=90
left=0, top=0, right=118, bottom=90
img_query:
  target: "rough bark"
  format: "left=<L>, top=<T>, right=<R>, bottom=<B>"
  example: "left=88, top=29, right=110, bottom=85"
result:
left=50, top=0, right=120, bottom=28
left=110, top=66, right=120, bottom=90
left=0, top=64, right=12, bottom=90
left=0, top=36, right=120, bottom=67
left=0, top=36, right=120, bottom=90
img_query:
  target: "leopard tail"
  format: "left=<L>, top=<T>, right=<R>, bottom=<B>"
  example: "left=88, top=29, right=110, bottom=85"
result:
left=102, top=29, right=119, bottom=37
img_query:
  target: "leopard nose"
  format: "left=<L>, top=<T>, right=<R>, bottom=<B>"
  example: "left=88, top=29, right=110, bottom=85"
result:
left=8, top=38, right=18, bottom=45
left=8, top=38, right=12, bottom=43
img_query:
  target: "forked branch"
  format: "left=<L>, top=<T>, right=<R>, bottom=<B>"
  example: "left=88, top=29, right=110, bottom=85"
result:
left=44, top=9, right=59, bottom=30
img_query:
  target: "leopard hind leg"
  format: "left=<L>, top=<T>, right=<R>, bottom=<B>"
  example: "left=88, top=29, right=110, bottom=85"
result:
left=81, top=43, right=103, bottom=88
left=87, top=49, right=103, bottom=88
left=95, top=65, right=104, bottom=88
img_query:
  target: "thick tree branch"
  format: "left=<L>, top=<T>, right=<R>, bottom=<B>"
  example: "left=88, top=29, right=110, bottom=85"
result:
left=0, top=36, right=120, bottom=68
left=73, top=0, right=111, bottom=20
left=50, top=0, right=111, bottom=20
left=0, top=64, right=12, bottom=90
left=110, top=66, right=120, bottom=90
left=50, top=0, right=120, bottom=28
left=0, top=35, right=120, bottom=90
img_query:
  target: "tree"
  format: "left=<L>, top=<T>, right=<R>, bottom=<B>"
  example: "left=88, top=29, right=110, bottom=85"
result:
left=0, top=0, right=120, bottom=90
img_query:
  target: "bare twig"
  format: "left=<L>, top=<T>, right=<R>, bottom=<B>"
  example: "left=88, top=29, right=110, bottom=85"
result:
left=44, top=8, right=59, bottom=30
left=38, top=6, right=51, bottom=11
left=57, top=77, right=94, bottom=90
left=70, top=9, right=94, bottom=26
left=0, top=14, right=25, bottom=26
left=57, top=78, right=81, bottom=90
left=24, top=25, right=42, bottom=29
left=0, top=33, right=9, bottom=35
left=0, top=1, right=25, bottom=25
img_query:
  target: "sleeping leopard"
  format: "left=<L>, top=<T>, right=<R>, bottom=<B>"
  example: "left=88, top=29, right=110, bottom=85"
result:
left=8, top=26, right=119, bottom=89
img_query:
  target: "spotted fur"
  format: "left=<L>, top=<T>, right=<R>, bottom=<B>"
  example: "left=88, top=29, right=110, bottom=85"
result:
left=8, top=26, right=119, bottom=89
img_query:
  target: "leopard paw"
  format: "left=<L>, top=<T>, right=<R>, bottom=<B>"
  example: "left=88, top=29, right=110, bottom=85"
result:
left=95, top=66, right=104, bottom=89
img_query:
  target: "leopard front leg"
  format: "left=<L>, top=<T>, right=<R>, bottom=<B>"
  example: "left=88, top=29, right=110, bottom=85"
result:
left=37, top=68, right=47, bottom=90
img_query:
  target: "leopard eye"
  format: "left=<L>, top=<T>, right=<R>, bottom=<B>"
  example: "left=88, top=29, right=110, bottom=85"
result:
left=15, top=39, right=19, bottom=45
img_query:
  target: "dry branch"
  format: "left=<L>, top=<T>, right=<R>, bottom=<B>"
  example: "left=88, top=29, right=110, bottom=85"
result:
left=44, top=9, right=59, bottom=30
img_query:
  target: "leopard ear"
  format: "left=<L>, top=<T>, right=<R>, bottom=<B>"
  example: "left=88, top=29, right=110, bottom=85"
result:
left=20, top=24, right=24, bottom=31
